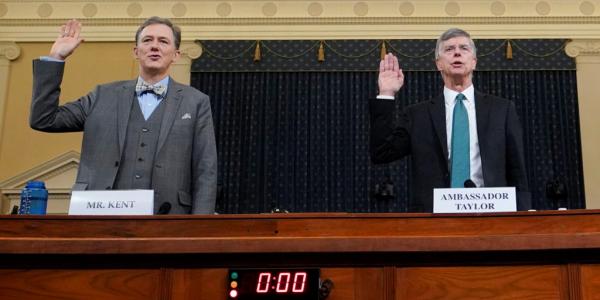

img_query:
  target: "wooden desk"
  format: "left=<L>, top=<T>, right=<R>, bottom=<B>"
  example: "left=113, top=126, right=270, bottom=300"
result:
left=1, top=210, right=600, bottom=299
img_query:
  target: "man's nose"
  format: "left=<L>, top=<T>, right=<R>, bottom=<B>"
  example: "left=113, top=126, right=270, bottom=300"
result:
left=149, top=40, right=160, bottom=49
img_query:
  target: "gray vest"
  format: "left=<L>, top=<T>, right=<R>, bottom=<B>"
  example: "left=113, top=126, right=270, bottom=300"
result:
left=114, top=97, right=166, bottom=189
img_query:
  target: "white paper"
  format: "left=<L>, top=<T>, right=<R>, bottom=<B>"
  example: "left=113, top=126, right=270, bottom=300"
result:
left=433, top=187, right=516, bottom=213
left=69, top=190, right=154, bottom=215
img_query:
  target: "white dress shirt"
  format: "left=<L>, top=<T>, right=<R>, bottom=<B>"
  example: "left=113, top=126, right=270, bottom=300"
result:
left=443, top=85, right=483, bottom=187
left=136, top=76, right=169, bottom=120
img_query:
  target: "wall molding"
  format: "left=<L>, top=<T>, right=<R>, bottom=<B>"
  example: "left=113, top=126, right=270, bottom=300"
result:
left=179, top=41, right=202, bottom=60
left=171, top=41, right=203, bottom=84
left=0, top=151, right=80, bottom=214
left=2, top=1, right=600, bottom=41
left=0, top=42, right=20, bottom=60
left=566, top=39, right=600, bottom=57
left=565, top=39, right=600, bottom=209
left=0, top=42, right=20, bottom=161
left=0, top=150, right=80, bottom=189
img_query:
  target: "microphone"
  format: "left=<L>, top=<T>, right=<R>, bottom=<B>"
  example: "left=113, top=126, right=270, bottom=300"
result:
left=374, top=172, right=394, bottom=200
left=463, top=179, right=476, bottom=188
left=157, top=202, right=171, bottom=215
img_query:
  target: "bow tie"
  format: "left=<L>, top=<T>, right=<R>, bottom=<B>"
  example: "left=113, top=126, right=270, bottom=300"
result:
left=135, top=81, right=167, bottom=97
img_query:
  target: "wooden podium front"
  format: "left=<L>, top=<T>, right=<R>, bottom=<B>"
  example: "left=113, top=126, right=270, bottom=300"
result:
left=1, top=210, right=600, bottom=299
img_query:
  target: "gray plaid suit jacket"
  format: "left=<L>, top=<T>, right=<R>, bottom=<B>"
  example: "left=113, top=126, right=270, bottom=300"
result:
left=30, top=59, right=217, bottom=214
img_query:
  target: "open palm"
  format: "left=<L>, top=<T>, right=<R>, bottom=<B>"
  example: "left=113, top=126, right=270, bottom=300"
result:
left=49, top=19, right=84, bottom=60
left=378, top=53, right=404, bottom=96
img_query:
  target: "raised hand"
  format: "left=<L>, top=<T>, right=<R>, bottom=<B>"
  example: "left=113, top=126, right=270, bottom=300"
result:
left=49, top=19, right=84, bottom=61
left=378, top=53, right=404, bottom=96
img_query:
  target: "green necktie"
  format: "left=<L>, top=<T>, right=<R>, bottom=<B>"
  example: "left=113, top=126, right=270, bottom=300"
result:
left=450, top=93, right=470, bottom=188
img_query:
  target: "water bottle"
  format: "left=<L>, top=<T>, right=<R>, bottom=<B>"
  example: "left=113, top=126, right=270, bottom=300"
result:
left=19, top=181, right=48, bottom=215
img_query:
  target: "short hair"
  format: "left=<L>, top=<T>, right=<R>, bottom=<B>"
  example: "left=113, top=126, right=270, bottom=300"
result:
left=135, top=16, right=181, bottom=50
left=435, top=28, right=477, bottom=60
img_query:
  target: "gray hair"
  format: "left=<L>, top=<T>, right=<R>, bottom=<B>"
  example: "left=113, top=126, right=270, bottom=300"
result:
left=435, top=28, right=477, bottom=60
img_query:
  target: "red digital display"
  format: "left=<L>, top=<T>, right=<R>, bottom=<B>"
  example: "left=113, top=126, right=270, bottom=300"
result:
left=292, top=273, right=307, bottom=292
left=274, top=272, right=290, bottom=293
left=255, top=272, right=307, bottom=293
left=228, top=269, right=319, bottom=299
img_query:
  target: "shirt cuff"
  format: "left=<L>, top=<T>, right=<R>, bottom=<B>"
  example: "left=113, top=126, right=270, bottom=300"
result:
left=40, top=56, right=64, bottom=63
left=376, top=95, right=395, bottom=100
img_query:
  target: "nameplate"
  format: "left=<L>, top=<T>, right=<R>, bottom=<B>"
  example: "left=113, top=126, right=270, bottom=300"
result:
left=69, top=190, right=154, bottom=215
left=433, top=187, right=516, bottom=213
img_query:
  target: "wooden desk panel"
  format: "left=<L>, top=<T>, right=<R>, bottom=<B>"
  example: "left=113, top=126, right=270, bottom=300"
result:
left=581, top=264, right=600, bottom=300
left=0, top=269, right=161, bottom=300
left=1, top=210, right=600, bottom=299
left=396, top=266, right=565, bottom=300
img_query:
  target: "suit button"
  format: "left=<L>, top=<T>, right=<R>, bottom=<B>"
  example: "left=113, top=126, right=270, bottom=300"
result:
left=142, top=128, right=149, bottom=133
left=114, top=161, right=119, bottom=167
left=135, top=174, right=142, bottom=179
left=140, top=143, right=146, bottom=147
left=105, top=186, right=111, bottom=190
left=155, top=164, right=162, bottom=168
left=138, top=157, right=144, bottom=162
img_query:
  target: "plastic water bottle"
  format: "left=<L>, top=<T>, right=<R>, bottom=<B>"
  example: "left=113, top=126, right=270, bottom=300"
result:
left=19, top=181, right=48, bottom=215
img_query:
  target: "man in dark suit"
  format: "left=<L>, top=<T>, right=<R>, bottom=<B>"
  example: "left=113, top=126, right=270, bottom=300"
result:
left=29, top=17, right=217, bottom=214
left=370, top=28, right=531, bottom=212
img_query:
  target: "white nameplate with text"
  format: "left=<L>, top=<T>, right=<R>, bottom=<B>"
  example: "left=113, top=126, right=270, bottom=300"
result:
left=433, top=187, right=516, bottom=213
left=69, top=190, right=154, bottom=215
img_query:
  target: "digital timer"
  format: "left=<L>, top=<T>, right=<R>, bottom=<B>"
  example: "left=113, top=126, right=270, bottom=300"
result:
left=228, top=268, right=320, bottom=300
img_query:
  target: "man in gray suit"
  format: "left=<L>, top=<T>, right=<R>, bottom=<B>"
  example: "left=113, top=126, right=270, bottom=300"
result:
left=30, top=17, right=217, bottom=214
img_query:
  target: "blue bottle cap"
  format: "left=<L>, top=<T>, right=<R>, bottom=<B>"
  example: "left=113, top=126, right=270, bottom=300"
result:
left=26, top=181, right=46, bottom=189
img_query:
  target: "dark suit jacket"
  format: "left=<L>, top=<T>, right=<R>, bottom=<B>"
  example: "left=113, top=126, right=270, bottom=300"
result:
left=369, top=91, right=531, bottom=212
left=29, top=60, right=217, bottom=214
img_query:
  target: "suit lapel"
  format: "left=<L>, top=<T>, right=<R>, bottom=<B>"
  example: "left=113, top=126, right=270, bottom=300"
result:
left=429, top=94, right=449, bottom=163
left=156, top=80, right=183, bottom=156
left=474, top=90, right=491, bottom=166
left=117, top=81, right=136, bottom=155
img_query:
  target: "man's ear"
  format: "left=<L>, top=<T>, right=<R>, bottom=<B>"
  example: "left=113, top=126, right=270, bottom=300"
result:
left=133, top=46, right=139, bottom=60
left=172, top=49, right=181, bottom=63
left=435, top=59, right=443, bottom=71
